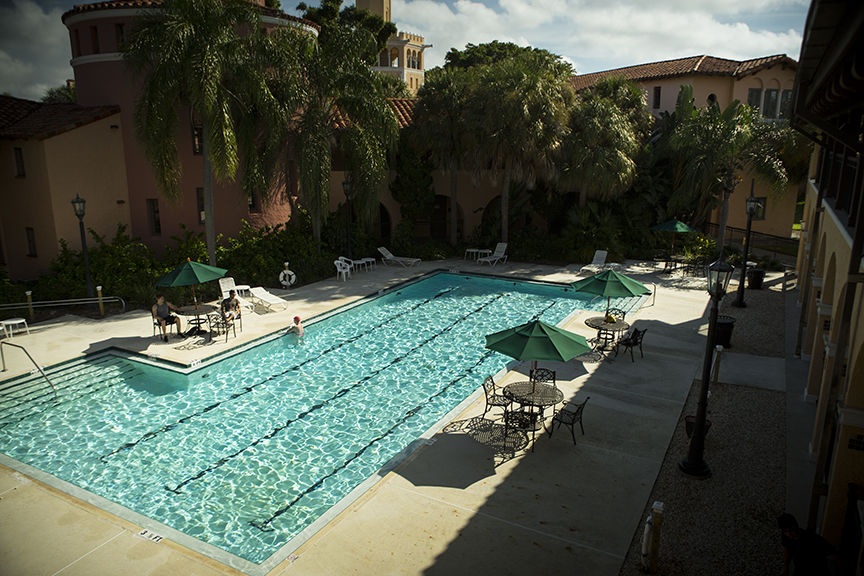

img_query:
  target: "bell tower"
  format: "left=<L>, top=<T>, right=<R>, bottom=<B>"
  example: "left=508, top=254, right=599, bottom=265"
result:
left=356, top=0, right=390, bottom=22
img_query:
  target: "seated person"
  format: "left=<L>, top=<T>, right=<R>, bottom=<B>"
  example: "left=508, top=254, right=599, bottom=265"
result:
left=152, top=294, right=182, bottom=342
left=221, top=290, right=240, bottom=322
left=287, top=316, right=304, bottom=336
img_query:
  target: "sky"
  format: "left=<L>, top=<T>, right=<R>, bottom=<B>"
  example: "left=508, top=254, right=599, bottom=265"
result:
left=0, top=0, right=810, bottom=101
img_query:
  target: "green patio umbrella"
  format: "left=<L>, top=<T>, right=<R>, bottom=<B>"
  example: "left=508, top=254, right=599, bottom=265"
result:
left=155, top=258, right=227, bottom=308
left=650, top=219, right=699, bottom=256
left=485, top=320, right=591, bottom=392
left=571, top=269, right=651, bottom=314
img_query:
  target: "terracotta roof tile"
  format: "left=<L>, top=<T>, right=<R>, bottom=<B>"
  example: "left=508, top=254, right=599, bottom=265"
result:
left=389, top=98, right=415, bottom=129
left=0, top=96, right=120, bottom=141
left=571, top=54, right=797, bottom=92
left=0, top=94, right=42, bottom=131
left=61, top=0, right=320, bottom=31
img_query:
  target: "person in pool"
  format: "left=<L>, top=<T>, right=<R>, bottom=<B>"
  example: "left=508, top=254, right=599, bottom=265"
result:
left=287, top=316, right=304, bottom=336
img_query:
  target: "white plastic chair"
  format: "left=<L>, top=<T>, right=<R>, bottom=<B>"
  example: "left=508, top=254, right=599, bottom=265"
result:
left=338, top=256, right=356, bottom=276
left=335, top=260, right=351, bottom=281
left=249, top=286, right=288, bottom=311
left=377, top=246, right=421, bottom=267
left=477, top=243, right=508, bottom=266
left=218, top=277, right=255, bottom=313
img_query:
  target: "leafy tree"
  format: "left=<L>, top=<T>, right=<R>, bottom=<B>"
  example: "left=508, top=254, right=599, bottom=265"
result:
left=41, top=83, right=76, bottom=103
left=389, top=129, right=435, bottom=224
left=123, top=0, right=304, bottom=265
left=670, top=85, right=792, bottom=246
left=465, top=52, right=572, bottom=243
left=297, top=0, right=396, bottom=61
left=444, top=40, right=573, bottom=79
left=290, top=23, right=399, bottom=247
left=379, top=74, right=412, bottom=98
left=412, top=66, right=475, bottom=245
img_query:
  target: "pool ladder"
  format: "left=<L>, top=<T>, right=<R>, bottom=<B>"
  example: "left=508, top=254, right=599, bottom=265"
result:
left=1, top=341, right=57, bottom=398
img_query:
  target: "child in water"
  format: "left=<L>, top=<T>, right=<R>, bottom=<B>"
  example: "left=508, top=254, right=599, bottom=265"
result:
left=287, top=316, right=304, bottom=336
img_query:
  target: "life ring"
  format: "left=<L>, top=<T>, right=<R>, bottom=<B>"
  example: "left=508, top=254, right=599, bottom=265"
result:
left=280, top=269, right=297, bottom=287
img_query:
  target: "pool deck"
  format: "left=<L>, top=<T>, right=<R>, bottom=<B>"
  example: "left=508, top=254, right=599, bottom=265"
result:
left=0, top=257, right=804, bottom=576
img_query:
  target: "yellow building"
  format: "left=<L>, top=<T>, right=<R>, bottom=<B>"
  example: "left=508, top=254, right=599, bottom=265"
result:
left=572, top=55, right=801, bottom=240
left=790, top=0, right=864, bottom=552
left=357, top=0, right=431, bottom=94
left=0, top=95, right=131, bottom=281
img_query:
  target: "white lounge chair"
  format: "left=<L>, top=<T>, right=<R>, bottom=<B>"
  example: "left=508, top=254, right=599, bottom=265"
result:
left=218, top=277, right=255, bottom=313
left=478, top=243, right=508, bottom=266
left=335, top=260, right=351, bottom=281
left=250, top=286, right=288, bottom=312
left=579, top=250, right=620, bottom=275
left=378, top=247, right=421, bottom=267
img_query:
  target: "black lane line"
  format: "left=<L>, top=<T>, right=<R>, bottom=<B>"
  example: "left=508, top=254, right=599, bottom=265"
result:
left=249, top=350, right=497, bottom=532
left=248, top=301, right=562, bottom=532
left=165, top=292, right=507, bottom=494
left=98, top=288, right=460, bottom=463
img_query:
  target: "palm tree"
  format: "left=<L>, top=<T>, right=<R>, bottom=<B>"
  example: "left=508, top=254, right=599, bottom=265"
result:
left=466, top=54, right=572, bottom=243
left=561, top=87, right=642, bottom=208
left=123, top=0, right=303, bottom=265
left=411, top=67, right=475, bottom=246
left=670, top=85, right=790, bottom=247
left=291, top=23, right=399, bottom=247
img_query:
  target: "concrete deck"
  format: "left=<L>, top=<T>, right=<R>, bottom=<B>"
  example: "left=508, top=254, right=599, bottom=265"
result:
left=0, top=257, right=811, bottom=575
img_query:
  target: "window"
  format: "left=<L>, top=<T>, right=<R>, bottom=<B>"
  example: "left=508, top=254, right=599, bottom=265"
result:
left=196, top=188, right=205, bottom=224
left=652, top=87, right=661, bottom=109
left=248, top=193, right=260, bottom=214
left=752, top=197, right=767, bottom=221
left=25, top=227, right=37, bottom=257
left=73, top=29, right=81, bottom=58
left=192, top=121, right=203, bottom=155
left=747, top=88, right=762, bottom=112
left=146, top=199, right=161, bottom=235
left=763, top=89, right=779, bottom=119
left=90, top=26, right=100, bottom=54
left=13, top=148, right=24, bottom=177
left=115, top=24, right=125, bottom=49
left=779, top=90, right=792, bottom=119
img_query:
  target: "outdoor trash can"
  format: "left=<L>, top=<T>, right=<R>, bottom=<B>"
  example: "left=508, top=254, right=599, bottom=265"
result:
left=747, top=267, right=766, bottom=290
left=715, top=315, right=736, bottom=348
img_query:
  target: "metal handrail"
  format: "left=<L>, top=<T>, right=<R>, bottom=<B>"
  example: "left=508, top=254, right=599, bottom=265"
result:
left=0, top=341, right=57, bottom=398
left=0, top=295, right=127, bottom=313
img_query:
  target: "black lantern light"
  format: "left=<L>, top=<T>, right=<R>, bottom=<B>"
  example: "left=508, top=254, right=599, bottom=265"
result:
left=71, top=194, right=94, bottom=299
left=732, top=181, right=762, bottom=308
left=679, top=255, right=733, bottom=478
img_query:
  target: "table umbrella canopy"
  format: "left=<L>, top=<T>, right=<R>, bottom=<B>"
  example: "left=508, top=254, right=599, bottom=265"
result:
left=485, top=320, right=591, bottom=391
left=650, top=219, right=699, bottom=233
left=571, top=269, right=651, bottom=313
left=155, top=258, right=227, bottom=307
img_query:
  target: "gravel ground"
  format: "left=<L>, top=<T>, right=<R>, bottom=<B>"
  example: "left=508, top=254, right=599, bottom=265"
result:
left=618, top=277, right=788, bottom=575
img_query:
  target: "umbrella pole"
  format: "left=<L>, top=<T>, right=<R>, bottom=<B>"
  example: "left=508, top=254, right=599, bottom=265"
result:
left=532, top=360, right=537, bottom=393
left=192, top=285, right=198, bottom=309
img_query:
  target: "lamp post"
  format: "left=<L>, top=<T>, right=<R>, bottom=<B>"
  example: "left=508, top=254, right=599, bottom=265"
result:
left=71, top=194, right=94, bottom=299
left=679, top=255, right=734, bottom=479
left=732, top=180, right=761, bottom=308
left=342, top=179, right=353, bottom=259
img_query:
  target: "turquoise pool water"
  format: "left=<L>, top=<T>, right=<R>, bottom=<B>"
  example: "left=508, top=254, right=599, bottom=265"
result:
left=0, top=272, right=646, bottom=566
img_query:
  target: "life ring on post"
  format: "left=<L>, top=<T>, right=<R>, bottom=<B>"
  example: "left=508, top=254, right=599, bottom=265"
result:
left=280, top=269, right=297, bottom=287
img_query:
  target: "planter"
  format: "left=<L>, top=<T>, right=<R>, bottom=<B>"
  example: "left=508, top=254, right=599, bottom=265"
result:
left=685, top=416, right=712, bottom=439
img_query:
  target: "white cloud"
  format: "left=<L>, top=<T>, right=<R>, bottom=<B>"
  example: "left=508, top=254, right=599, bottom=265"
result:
left=0, top=0, right=72, bottom=101
left=393, top=0, right=806, bottom=73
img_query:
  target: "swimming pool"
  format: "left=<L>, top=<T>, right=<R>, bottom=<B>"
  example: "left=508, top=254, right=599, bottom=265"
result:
left=0, top=272, right=646, bottom=571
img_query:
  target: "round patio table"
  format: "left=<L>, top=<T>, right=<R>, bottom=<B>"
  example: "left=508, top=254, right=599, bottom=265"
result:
left=584, top=316, right=630, bottom=349
left=503, top=381, right=564, bottom=430
left=178, top=304, right=217, bottom=337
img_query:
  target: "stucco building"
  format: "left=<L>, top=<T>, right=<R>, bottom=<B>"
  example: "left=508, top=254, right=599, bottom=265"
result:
left=790, top=0, right=864, bottom=556
left=572, top=54, right=801, bottom=240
